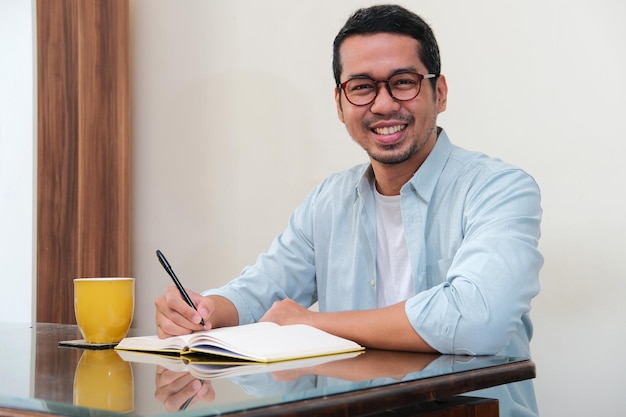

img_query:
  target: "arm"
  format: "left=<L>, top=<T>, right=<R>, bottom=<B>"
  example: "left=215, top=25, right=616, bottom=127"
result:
left=273, top=349, right=440, bottom=382
left=155, top=177, right=330, bottom=337
left=407, top=167, right=543, bottom=355
left=260, top=298, right=437, bottom=352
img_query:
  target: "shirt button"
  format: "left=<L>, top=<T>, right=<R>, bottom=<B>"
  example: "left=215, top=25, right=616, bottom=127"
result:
left=370, top=279, right=376, bottom=287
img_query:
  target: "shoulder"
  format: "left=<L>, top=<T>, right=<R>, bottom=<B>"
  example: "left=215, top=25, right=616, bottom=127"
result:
left=440, top=145, right=542, bottom=224
left=445, top=143, right=540, bottom=194
left=309, top=163, right=370, bottom=200
left=418, top=131, right=540, bottom=205
left=290, top=163, right=371, bottom=224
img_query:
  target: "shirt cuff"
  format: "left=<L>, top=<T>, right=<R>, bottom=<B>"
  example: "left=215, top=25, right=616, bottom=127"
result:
left=405, top=287, right=462, bottom=354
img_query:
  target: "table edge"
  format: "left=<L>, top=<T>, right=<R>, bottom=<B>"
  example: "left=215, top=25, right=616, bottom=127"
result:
left=218, top=359, right=535, bottom=417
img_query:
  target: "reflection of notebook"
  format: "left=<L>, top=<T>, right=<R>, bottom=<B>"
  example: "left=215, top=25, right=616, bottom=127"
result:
left=117, top=349, right=363, bottom=380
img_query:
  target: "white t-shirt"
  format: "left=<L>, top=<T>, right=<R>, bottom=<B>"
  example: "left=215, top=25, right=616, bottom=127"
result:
left=374, top=189, right=413, bottom=307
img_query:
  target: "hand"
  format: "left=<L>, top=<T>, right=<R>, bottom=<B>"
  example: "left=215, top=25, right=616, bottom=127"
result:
left=259, top=298, right=315, bottom=325
left=154, top=366, right=214, bottom=411
left=155, top=286, right=211, bottom=338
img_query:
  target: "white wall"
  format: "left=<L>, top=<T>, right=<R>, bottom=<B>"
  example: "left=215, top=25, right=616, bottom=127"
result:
left=0, top=0, right=35, bottom=401
left=0, top=0, right=36, bottom=323
left=129, top=1, right=626, bottom=415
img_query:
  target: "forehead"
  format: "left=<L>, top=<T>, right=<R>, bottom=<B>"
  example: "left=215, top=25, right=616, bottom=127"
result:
left=339, top=33, right=424, bottom=78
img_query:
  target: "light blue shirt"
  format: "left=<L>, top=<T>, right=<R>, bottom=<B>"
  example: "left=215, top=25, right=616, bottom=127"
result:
left=205, top=129, right=543, bottom=356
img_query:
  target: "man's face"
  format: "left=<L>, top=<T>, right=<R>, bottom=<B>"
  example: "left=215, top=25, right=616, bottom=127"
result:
left=335, top=33, right=447, bottom=167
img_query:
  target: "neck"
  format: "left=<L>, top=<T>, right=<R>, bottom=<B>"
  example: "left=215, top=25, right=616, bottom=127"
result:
left=372, top=139, right=436, bottom=195
left=372, top=163, right=418, bottom=196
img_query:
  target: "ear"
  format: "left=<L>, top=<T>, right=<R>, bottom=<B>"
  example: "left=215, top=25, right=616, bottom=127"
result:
left=335, top=87, right=345, bottom=123
left=436, top=74, right=448, bottom=114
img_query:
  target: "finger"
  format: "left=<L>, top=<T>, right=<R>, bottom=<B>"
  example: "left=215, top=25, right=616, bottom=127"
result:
left=196, top=380, right=216, bottom=402
left=195, top=297, right=218, bottom=330
left=154, top=371, right=186, bottom=399
left=155, top=288, right=204, bottom=337
left=164, top=379, right=204, bottom=411
left=164, top=286, right=207, bottom=328
left=154, top=372, right=200, bottom=411
left=183, top=289, right=215, bottom=329
left=155, top=304, right=193, bottom=338
left=155, top=368, right=194, bottom=389
left=156, top=310, right=199, bottom=338
left=186, top=288, right=206, bottom=306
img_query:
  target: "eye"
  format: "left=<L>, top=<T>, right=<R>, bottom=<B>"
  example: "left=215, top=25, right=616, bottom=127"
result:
left=346, top=79, right=375, bottom=94
left=391, top=74, right=419, bottom=89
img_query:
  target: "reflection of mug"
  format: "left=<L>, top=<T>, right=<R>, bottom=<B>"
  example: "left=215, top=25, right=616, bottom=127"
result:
left=73, top=350, right=134, bottom=412
left=74, top=277, right=134, bottom=344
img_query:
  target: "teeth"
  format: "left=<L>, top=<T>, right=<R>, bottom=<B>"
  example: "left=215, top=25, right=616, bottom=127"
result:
left=374, top=125, right=405, bottom=135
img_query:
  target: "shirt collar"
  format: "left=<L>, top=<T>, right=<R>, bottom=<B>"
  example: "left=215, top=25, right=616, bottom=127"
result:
left=403, top=127, right=452, bottom=203
left=356, top=164, right=375, bottom=198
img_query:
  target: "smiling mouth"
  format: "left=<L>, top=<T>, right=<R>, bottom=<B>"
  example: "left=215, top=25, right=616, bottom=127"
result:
left=372, top=124, right=407, bottom=135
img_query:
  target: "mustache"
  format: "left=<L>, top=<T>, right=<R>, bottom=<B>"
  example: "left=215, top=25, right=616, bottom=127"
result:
left=362, top=113, right=415, bottom=130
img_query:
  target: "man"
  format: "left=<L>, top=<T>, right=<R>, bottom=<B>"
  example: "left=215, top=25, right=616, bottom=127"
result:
left=155, top=4, right=543, bottom=358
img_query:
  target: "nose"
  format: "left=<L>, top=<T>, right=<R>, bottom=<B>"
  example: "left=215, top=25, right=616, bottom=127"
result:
left=370, top=81, right=400, bottom=113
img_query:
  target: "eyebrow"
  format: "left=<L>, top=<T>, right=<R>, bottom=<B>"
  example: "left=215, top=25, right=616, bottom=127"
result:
left=344, top=66, right=420, bottom=80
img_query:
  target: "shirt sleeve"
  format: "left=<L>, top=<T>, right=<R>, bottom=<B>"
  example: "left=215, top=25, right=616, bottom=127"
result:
left=406, top=168, right=543, bottom=355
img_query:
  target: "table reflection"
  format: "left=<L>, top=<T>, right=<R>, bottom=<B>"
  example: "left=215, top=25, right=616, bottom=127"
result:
left=142, top=349, right=538, bottom=417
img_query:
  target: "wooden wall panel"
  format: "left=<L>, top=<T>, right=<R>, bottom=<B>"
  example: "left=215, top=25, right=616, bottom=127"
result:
left=37, top=0, right=130, bottom=324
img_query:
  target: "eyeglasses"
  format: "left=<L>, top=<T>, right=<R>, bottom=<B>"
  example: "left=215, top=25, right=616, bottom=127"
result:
left=338, top=72, right=437, bottom=106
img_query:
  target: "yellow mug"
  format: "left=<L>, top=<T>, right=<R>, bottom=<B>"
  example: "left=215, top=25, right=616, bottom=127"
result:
left=74, top=277, right=135, bottom=344
left=74, top=350, right=134, bottom=412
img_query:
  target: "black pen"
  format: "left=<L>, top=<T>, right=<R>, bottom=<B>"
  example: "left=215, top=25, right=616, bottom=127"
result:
left=156, top=249, right=205, bottom=326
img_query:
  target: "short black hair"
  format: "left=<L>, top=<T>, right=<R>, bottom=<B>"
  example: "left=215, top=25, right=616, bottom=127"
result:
left=333, top=4, right=441, bottom=87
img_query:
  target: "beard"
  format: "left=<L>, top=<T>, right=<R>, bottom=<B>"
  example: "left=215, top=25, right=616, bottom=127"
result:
left=368, top=141, right=419, bottom=165
left=361, top=113, right=437, bottom=166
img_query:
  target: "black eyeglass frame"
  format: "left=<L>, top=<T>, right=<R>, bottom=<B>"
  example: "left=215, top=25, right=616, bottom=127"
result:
left=338, top=72, right=437, bottom=106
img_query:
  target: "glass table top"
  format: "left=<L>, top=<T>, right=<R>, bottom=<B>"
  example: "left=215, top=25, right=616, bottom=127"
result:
left=0, top=322, right=537, bottom=417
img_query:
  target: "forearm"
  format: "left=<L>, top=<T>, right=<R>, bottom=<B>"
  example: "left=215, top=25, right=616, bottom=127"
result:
left=309, top=302, right=437, bottom=353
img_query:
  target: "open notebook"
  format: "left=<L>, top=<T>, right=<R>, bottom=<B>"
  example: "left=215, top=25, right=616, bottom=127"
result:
left=115, top=322, right=364, bottom=363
